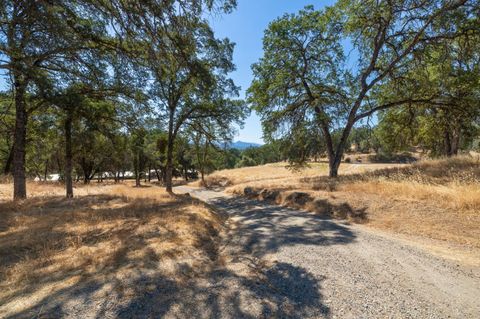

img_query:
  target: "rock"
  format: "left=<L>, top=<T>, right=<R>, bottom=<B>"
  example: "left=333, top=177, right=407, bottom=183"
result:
left=219, top=178, right=231, bottom=187
left=259, top=189, right=279, bottom=202
left=285, top=192, right=313, bottom=207
left=244, top=187, right=259, bottom=197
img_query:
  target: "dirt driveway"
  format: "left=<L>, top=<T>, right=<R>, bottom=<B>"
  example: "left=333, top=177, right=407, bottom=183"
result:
left=172, top=186, right=480, bottom=318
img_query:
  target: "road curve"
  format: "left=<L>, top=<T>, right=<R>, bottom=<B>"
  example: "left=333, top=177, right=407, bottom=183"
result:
left=176, top=186, right=480, bottom=319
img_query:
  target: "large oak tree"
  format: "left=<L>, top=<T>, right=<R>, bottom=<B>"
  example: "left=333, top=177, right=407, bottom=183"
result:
left=248, top=0, right=478, bottom=177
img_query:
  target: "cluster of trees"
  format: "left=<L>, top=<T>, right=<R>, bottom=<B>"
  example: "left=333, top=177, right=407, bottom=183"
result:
left=0, top=0, right=248, bottom=199
left=249, top=0, right=480, bottom=177
left=1, top=1, right=479, bottom=200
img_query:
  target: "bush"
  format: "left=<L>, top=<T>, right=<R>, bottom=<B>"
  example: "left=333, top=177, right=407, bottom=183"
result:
left=235, top=155, right=257, bottom=168
left=368, top=152, right=417, bottom=163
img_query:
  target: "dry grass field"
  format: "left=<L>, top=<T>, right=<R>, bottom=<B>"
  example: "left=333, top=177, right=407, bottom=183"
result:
left=202, top=156, right=480, bottom=249
left=0, top=182, right=226, bottom=317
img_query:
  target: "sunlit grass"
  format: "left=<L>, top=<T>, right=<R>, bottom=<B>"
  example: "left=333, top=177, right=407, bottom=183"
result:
left=203, top=155, right=480, bottom=248
left=0, top=182, right=225, bottom=317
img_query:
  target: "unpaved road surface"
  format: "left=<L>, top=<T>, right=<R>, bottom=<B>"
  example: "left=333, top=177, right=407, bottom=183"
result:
left=7, top=187, right=479, bottom=318
left=173, top=186, right=480, bottom=319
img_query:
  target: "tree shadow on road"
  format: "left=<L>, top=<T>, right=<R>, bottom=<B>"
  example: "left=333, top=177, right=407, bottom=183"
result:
left=2, top=191, right=356, bottom=318
left=7, top=260, right=328, bottom=318
left=209, top=196, right=356, bottom=258
left=114, top=261, right=328, bottom=319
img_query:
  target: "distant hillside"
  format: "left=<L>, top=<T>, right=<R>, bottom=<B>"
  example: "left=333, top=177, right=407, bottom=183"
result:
left=231, top=141, right=262, bottom=150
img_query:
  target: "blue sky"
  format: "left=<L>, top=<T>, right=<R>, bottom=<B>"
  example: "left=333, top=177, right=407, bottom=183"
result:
left=0, top=1, right=338, bottom=144
left=209, top=1, right=337, bottom=144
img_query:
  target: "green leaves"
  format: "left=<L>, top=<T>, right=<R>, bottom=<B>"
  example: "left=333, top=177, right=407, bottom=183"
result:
left=249, top=0, right=477, bottom=175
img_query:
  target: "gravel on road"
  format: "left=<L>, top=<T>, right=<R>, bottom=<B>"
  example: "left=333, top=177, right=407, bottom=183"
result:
left=172, top=186, right=480, bottom=319
left=9, top=187, right=479, bottom=318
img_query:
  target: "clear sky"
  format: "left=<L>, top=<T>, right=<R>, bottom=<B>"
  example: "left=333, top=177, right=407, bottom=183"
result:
left=209, top=0, right=336, bottom=144
left=0, top=1, right=338, bottom=144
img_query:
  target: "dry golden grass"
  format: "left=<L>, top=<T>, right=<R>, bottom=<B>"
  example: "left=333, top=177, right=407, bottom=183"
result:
left=0, top=181, right=225, bottom=316
left=204, top=156, right=480, bottom=248
left=202, top=162, right=404, bottom=191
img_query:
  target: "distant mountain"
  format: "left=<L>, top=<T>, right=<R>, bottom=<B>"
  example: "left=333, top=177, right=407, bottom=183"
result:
left=230, top=141, right=262, bottom=150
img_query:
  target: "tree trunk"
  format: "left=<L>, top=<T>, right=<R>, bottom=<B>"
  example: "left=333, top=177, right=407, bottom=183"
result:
left=135, top=173, right=141, bottom=187
left=165, top=142, right=174, bottom=192
left=81, top=158, right=93, bottom=184
left=451, top=124, right=460, bottom=156
left=155, top=167, right=161, bottom=182
left=3, top=145, right=14, bottom=175
left=134, top=153, right=141, bottom=187
left=321, top=121, right=352, bottom=178
left=328, top=156, right=342, bottom=178
left=65, top=109, right=73, bottom=198
left=444, top=128, right=453, bottom=157
left=13, top=81, right=27, bottom=199
left=44, top=159, right=49, bottom=182
left=165, top=109, right=175, bottom=193
left=320, top=125, right=340, bottom=178
left=200, top=141, right=208, bottom=184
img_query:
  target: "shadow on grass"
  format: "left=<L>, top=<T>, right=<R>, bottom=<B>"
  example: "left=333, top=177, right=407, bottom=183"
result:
left=238, top=187, right=368, bottom=223
left=0, top=189, right=357, bottom=318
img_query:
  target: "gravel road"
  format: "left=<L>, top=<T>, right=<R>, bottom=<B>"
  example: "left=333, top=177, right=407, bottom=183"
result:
left=171, top=186, right=480, bottom=319
left=8, top=187, right=479, bottom=318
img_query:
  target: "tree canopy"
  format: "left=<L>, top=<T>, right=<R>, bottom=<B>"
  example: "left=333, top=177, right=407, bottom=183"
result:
left=248, top=0, right=479, bottom=177
left=0, top=0, right=248, bottom=199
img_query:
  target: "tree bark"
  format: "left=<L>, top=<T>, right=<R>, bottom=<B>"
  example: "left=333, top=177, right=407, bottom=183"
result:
left=444, top=129, right=451, bottom=156
left=320, top=120, right=353, bottom=178
left=165, top=138, right=174, bottom=192
left=451, top=123, right=460, bottom=156
left=134, top=153, right=141, bottom=187
left=13, top=81, right=27, bottom=199
left=319, top=123, right=340, bottom=178
left=64, top=109, right=73, bottom=198
left=328, top=156, right=342, bottom=178
left=165, top=109, right=175, bottom=193
left=154, top=167, right=161, bottom=182
left=3, top=145, right=14, bottom=175
left=81, top=158, right=93, bottom=184
left=43, top=159, right=49, bottom=182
